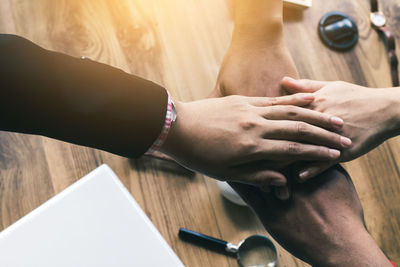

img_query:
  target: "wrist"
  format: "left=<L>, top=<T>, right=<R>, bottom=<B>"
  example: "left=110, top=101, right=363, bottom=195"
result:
left=381, top=87, right=400, bottom=138
left=314, top=228, right=391, bottom=267
left=232, top=18, right=284, bottom=48
left=158, top=101, right=185, bottom=157
left=234, top=0, right=283, bottom=30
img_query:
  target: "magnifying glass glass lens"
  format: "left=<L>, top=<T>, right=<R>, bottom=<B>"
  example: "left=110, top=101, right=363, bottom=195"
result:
left=238, top=236, right=276, bottom=267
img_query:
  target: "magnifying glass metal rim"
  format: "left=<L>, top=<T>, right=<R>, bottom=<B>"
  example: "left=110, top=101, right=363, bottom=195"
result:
left=179, top=228, right=277, bottom=267
left=235, top=235, right=277, bottom=267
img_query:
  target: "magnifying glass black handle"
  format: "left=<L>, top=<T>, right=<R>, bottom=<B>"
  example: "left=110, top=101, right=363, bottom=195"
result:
left=179, top=228, right=233, bottom=256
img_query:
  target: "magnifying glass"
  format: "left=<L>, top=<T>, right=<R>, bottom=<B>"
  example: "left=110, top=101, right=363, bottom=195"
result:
left=179, top=228, right=277, bottom=267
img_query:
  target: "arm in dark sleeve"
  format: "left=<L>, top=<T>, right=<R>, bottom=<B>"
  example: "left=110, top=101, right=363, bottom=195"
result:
left=0, top=34, right=168, bottom=157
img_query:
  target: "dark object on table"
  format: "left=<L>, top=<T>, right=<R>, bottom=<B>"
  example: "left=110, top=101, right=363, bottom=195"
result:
left=179, top=228, right=277, bottom=267
left=318, top=11, right=358, bottom=51
left=370, top=0, right=399, bottom=87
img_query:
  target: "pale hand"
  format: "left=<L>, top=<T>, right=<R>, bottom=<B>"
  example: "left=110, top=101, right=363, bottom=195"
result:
left=282, top=78, right=400, bottom=180
left=160, top=94, right=351, bottom=188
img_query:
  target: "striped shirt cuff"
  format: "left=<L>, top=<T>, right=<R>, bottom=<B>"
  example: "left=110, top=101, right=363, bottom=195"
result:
left=147, top=91, right=174, bottom=153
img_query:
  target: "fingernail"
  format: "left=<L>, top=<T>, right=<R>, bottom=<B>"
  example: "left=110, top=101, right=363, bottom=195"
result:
left=329, top=149, right=341, bottom=159
left=340, top=136, right=352, bottom=148
left=331, top=117, right=344, bottom=127
left=299, top=170, right=310, bottom=181
left=302, top=93, right=315, bottom=101
left=270, top=179, right=286, bottom=187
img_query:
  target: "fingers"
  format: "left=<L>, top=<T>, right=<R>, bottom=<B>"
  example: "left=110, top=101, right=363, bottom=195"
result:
left=263, top=120, right=351, bottom=150
left=297, top=161, right=337, bottom=182
left=248, top=93, right=315, bottom=107
left=259, top=105, right=344, bottom=130
left=281, top=77, right=329, bottom=93
left=256, top=139, right=342, bottom=161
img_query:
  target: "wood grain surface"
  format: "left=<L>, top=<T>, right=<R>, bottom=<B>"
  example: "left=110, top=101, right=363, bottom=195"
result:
left=0, top=0, right=399, bottom=266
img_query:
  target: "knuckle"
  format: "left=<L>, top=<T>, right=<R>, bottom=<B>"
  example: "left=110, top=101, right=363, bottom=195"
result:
left=266, top=105, right=278, bottom=114
left=286, top=142, right=302, bottom=155
left=286, top=106, right=298, bottom=117
left=317, top=146, right=330, bottom=157
left=269, top=97, right=278, bottom=105
left=266, top=105, right=284, bottom=118
left=262, top=108, right=271, bottom=118
left=239, top=120, right=258, bottom=130
left=238, top=137, right=258, bottom=154
left=239, top=115, right=261, bottom=131
left=296, top=122, right=310, bottom=136
left=324, top=114, right=333, bottom=124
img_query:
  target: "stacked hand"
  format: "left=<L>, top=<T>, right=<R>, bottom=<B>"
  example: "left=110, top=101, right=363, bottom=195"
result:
left=201, top=0, right=395, bottom=265
left=230, top=166, right=392, bottom=266
left=207, top=16, right=333, bottom=195
left=281, top=78, right=400, bottom=180
left=210, top=38, right=298, bottom=98
left=160, top=94, right=351, bottom=188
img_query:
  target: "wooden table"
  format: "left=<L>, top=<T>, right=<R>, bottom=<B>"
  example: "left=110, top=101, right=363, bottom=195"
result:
left=0, top=0, right=399, bottom=266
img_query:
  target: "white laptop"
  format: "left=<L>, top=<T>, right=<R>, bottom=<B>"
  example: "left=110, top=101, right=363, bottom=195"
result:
left=0, top=164, right=185, bottom=267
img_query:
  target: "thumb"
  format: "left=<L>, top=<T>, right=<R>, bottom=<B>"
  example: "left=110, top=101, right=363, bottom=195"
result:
left=281, top=77, right=329, bottom=94
left=296, top=161, right=336, bottom=182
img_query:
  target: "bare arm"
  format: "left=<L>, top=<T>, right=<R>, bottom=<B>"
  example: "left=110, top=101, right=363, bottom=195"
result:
left=216, top=1, right=391, bottom=265
left=230, top=167, right=392, bottom=267
left=210, top=0, right=298, bottom=98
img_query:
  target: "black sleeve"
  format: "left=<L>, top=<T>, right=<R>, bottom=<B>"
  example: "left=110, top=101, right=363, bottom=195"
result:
left=0, top=34, right=168, bottom=158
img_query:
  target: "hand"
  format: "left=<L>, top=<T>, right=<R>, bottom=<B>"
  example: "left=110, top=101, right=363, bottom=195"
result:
left=208, top=22, right=301, bottom=195
left=209, top=24, right=298, bottom=98
left=230, top=166, right=392, bottom=266
left=281, top=78, right=400, bottom=181
left=209, top=15, right=304, bottom=196
left=160, top=94, right=351, bottom=188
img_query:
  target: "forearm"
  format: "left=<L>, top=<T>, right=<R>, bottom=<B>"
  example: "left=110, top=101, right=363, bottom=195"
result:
left=234, top=0, right=283, bottom=31
left=232, top=0, right=284, bottom=47
left=213, top=0, right=297, bottom=98
left=223, top=16, right=391, bottom=264
left=230, top=168, right=392, bottom=267
left=0, top=34, right=167, bottom=157
left=317, top=229, right=392, bottom=267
